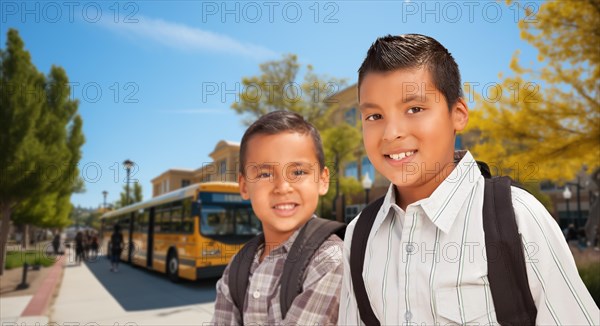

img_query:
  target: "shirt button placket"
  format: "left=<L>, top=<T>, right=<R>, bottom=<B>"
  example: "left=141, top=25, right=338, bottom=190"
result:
left=402, top=208, right=417, bottom=325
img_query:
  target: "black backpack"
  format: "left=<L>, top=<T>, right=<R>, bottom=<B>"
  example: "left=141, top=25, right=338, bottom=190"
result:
left=229, top=217, right=345, bottom=320
left=350, top=163, right=538, bottom=326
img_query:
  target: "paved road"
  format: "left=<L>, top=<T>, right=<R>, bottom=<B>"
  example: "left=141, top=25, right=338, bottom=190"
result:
left=86, top=257, right=218, bottom=310
left=50, top=255, right=219, bottom=325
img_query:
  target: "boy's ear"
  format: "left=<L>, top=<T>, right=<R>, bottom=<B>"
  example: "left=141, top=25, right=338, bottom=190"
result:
left=318, top=166, right=330, bottom=196
left=238, top=174, right=250, bottom=200
left=452, top=97, right=469, bottom=132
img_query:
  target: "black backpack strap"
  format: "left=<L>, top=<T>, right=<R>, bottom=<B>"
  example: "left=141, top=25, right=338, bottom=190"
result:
left=483, top=176, right=537, bottom=326
left=476, top=160, right=492, bottom=179
left=350, top=196, right=385, bottom=326
left=228, top=233, right=264, bottom=319
left=280, top=218, right=346, bottom=319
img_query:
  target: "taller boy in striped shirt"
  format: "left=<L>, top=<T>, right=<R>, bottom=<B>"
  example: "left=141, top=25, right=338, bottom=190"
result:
left=339, top=34, right=599, bottom=325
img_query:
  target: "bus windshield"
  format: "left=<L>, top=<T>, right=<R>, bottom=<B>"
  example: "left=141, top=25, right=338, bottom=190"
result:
left=200, top=205, right=261, bottom=236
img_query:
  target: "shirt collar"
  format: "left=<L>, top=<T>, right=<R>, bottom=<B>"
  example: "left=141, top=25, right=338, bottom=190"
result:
left=258, top=215, right=316, bottom=257
left=419, top=150, right=481, bottom=233
left=373, top=150, right=480, bottom=234
left=372, top=183, right=401, bottom=233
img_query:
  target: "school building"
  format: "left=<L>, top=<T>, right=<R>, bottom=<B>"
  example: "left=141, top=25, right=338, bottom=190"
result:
left=151, top=140, right=240, bottom=197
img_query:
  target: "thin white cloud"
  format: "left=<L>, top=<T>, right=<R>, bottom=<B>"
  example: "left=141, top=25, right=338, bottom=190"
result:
left=100, top=15, right=277, bottom=60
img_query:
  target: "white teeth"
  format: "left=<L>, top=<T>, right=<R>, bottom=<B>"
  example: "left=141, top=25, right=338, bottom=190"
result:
left=274, top=204, right=295, bottom=210
left=388, top=151, right=415, bottom=160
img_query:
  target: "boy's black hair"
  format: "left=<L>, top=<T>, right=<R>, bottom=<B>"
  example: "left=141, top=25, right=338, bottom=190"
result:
left=358, top=34, right=463, bottom=109
left=239, top=110, right=325, bottom=175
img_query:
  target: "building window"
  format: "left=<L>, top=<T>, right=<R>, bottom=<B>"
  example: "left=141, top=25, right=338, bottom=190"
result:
left=181, top=179, right=190, bottom=187
left=233, top=154, right=239, bottom=173
left=219, top=160, right=227, bottom=175
left=362, top=156, right=375, bottom=181
left=345, top=107, right=357, bottom=126
left=344, top=162, right=358, bottom=179
left=540, top=180, right=557, bottom=191
left=454, top=134, right=463, bottom=150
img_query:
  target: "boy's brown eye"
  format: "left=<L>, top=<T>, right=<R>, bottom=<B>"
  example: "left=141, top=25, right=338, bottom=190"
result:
left=292, top=170, right=308, bottom=176
left=258, top=171, right=271, bottom=178
left=407, top=107, right=424, bottom=114
left=366, top=114, right=382, bottom=121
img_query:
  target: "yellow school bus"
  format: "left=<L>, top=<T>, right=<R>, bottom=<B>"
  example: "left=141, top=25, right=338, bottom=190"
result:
left=100, top=182, right=261, bottom=281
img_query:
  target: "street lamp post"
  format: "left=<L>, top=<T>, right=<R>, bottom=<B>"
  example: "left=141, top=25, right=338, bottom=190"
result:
left=123, top=159, right=134, bottom=206
left=102, top=191, right=108, bottom=210
left=362, top=172, right=373, bottom=206
left=563, top=186, right=572, bottom=227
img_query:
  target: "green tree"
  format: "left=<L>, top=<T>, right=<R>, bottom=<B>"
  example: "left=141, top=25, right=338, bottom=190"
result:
left=466, top=0, right=599, bottom=183
left=12, top=66, right=85, bottom=242
left=0, top=29, right=84, bottom=274
left=321, top=124, right=363, bottom=220
left=231, top=54, right=346, bottom=130
left=115, top=182, right=143, bottom=208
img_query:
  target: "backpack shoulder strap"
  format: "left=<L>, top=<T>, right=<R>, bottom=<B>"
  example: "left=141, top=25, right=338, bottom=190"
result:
left=280, top=218, right=345, bottom=319
left=350, top=196, right=385, bottom=326
left=476, top=160, right=492, bottom=178
left=483, top=176, right=537, bottom=325
left=228, top=233, right=264, bottom=318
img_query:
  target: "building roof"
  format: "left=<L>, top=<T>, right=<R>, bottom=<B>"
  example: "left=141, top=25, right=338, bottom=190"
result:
left=150, top=168, right=195, bottom=182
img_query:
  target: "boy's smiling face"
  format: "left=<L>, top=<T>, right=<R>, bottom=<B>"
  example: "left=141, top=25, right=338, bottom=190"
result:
left=239, top=132, right=329, bottom=244
left=359, top=67, right=468, bottom=205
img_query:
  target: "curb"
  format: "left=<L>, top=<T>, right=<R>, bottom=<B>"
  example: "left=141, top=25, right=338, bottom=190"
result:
left=20, top=255, right=64, bottom=317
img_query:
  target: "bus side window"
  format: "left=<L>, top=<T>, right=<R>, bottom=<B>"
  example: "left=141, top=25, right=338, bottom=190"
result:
left=154, top=210, right=162, bottom=233
left=182, top=215, right=193, bottom=233
left=171, top=204, right=182, bottom=233
left=160, top=204, right=172, bottom=233
left=139, top=210, right=147, bottom=233
left=182, top=198, right=193, bottom=234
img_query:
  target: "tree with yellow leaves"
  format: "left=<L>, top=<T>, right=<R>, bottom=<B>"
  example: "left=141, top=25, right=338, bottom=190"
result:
left=466, top=0, right=599, bottom=183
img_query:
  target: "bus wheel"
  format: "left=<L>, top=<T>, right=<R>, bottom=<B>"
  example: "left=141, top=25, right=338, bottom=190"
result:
left=167, top=252, right=179, bottom=282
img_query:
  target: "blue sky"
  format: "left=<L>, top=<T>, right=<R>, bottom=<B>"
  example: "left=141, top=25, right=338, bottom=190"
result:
left=1, top=0, right=541, bottom=208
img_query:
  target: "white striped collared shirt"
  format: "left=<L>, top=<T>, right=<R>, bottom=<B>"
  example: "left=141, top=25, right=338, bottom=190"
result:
left=339, top=151, right=599, bottom=325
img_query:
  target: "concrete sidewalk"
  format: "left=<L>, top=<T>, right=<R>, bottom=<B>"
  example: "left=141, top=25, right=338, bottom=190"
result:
left=1, top=252, right=64, bottom=326
left=49, top=254, right=217, bottom=325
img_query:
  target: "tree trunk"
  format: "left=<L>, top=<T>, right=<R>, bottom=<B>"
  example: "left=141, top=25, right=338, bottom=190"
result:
left=23, top=224, right=29, bottom=249
left=0, top=201, right=13, bottom=276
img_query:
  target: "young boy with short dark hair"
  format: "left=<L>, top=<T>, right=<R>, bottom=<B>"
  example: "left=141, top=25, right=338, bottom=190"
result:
left=211, top=110, right=343, bottom=325
left=339, top=34, right=599, bottom=325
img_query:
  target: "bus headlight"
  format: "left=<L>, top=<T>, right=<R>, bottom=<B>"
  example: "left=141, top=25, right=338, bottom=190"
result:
left=202, top=249, right=221, bottom=257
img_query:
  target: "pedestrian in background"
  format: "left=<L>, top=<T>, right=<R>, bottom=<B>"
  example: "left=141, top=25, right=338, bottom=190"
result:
left=110, top=224, right=124, bottom=272
left=75, top=231, right=84, bottom=265
left=52, top=232, right=61, bottom=256
left=90, top=231, right=99, bottom=259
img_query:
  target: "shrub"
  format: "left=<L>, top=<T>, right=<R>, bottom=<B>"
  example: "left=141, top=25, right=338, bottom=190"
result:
left=5, top=250, right=56, bottom=269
